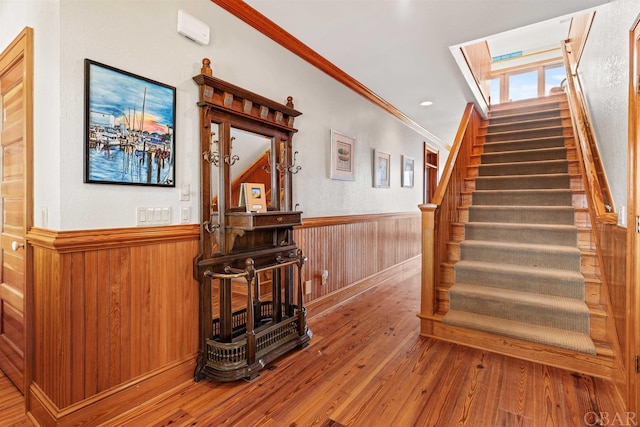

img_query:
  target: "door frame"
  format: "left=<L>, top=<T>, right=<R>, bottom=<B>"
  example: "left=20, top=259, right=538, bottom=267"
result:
left=0, top=26, right=33, bottom=399
left=423, top=143, right=438, bottom=204
left=627, top=15, right=640, bottom=413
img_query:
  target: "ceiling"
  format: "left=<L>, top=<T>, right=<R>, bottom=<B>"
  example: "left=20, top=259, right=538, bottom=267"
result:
left=242, top=0, right=610, bottom=147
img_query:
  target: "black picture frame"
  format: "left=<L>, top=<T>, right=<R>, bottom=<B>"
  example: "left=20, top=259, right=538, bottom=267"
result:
left=84, top=59, right=176, bottom=186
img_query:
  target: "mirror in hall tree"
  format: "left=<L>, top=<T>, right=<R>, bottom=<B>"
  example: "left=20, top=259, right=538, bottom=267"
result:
left=229, top=127, right=273, bottom=210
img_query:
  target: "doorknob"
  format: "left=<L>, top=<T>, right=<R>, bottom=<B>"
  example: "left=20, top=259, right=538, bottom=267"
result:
left=11, top=241, right=24, bottom=251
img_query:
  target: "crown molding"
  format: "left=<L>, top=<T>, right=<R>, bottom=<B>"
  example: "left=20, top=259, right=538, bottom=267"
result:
left=210, top=0, right=448, bottom=150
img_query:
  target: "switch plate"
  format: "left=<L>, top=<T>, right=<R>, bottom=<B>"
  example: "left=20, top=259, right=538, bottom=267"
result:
left=42, top=207, right=48, bottom=228
left=138, top=207, right=171, bottom=226
left=181, top=207, right=190, bottom=224
left=305, top=280, right=312, bottom=295
left=180, top=184, right=190, bottom=201
left=137, top=207, right=147, bottom=223
left=161, top=207, right=170, bottom=222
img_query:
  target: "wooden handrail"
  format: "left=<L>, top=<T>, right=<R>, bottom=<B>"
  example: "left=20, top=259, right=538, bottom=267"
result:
left=432, top=103, right=476, bottom=205
left=562, top=39, right=626, bottom=392
left=561, top=41, right=616, bottom=224
left=419, top=103, right=480, bottom=329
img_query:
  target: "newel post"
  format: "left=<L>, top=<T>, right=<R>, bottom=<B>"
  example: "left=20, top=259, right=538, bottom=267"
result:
left=418, top=203, right=438, bottom=335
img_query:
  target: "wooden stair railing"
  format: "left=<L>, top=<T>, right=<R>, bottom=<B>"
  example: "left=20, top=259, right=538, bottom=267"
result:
left=562, top=40, right=627, bottom=395
left=562, top=41, right=616, bottom=224
left=419, top=103, right=481, bottom=334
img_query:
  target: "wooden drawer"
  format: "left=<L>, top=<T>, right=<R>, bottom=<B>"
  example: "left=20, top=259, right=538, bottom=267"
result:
left=226, top=211, right=302, bottom=231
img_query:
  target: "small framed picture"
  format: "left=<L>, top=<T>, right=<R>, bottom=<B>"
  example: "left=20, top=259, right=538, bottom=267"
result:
left=239, top=182, right=267, bottom=212
left=402, top=155, right=415, bottom=188
left=373, top=150, right=391, bottom=188
left=330, top=129, right=355, bottom=181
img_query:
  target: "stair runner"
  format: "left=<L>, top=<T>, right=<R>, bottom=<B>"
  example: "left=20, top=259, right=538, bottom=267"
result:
left=442, top=100, right=596, bottom=354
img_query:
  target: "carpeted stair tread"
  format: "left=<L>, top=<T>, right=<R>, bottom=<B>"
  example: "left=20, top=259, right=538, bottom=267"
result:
left=454, top=260, right=585, bottom=299
left=485, top=125, right=564, bottom=143
left=478, top=159, right=568, bottom=176
left=481, top=147, right=567, bottom=164
left=460, top=240, right=581, bottom=271
left=442, top=310, right=596, bottom=354
left=468, top=205, right=575, bottom=225
left=447, top=283, right=591, bottom=333
left=471, top=189, right=572, bottom=206
left=486, top=117, right=562, bottom=133
left=489, top=100, right=561, bottom=117
left=475, top=173, right=570, bottom=190
left=482, top=136, right=566, bottom=152
left=464, top=222, right=577, bottom=246
left=487, top=107, right=562, bottom=124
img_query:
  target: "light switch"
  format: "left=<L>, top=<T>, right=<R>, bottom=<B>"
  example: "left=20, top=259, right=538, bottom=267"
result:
left=180, top=184, right=190, bottom=201
left=161, top=207, right=170, bottom=223
left=181, top=207, right=190, bottom=224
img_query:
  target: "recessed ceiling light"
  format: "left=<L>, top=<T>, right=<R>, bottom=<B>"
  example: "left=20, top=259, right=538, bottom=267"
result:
left=420, top=101, right=433, bottom=106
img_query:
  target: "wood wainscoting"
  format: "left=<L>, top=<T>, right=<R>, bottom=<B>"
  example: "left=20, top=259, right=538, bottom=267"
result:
left=25, top=225, right=201, bottom=426
left=597, top=223, right=628, bottom=369
left=294, top=212, right=421, bottom=303
left=22, top=212, right=420, bottom=426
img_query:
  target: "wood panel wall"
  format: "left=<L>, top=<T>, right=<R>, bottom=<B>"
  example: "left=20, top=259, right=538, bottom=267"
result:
left=24, top=212, right=420, bottom=425
left=294, top=212, right=421, bottom=301
left=567, top=11, right=596, bottom=72
left=461, top=42, right=492, bottom=105
left=26, top=225, right=200, bottom=425
left=597, top=224, right=628, bottom=358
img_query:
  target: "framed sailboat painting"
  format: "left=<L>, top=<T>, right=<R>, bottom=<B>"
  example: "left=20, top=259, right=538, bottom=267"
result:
left=84, top=59, right=176, bottom=186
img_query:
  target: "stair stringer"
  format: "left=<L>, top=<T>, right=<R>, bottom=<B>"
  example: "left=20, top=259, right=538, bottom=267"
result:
left=423, top=94, right=619, bottom=381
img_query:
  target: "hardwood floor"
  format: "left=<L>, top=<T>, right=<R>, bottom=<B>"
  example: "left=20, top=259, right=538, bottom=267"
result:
left=0, top=370, right=30, bottom=427
left=0, top=262, right=626, bottom=426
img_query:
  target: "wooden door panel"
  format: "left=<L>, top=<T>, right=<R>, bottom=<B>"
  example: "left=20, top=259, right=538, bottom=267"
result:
left=3, top=251, right=24, bottom=291
left=4, top=199, right=25, bottom=231
left=1, top=302, right=24, bottom=354
left=0, top=39, right=27, bottom=394
left=3, top=143, right=24, bottom=181
left=0, top=181, right=23, bottom=200
left=1, top=83, right=24, bottom=145
left=0, top=289, right=24, bottom=388
left=1, top=61, right=22, bottom=93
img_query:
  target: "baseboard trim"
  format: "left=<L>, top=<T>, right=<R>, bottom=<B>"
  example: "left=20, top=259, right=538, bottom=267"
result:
left=27, top=356, right=196, bottom=427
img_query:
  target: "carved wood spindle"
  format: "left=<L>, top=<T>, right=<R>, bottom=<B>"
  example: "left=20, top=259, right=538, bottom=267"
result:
left=201, top=58, right=212, bottom=76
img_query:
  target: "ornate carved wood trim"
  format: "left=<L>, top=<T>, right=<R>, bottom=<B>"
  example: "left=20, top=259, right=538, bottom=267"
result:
left=193, top=71, right=301, bottom=133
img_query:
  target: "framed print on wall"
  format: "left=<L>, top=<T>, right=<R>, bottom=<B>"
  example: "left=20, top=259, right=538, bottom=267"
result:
left=373, top=149, right=391, bottom=188
left=330, top=129, right=355, bottom=181
left=402, top=155, right=415, bottom=188
left=84, top=59, right=176, bottom=186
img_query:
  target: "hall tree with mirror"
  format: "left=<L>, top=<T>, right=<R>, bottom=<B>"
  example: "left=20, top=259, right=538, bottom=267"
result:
left=193, top=58, right=312, bottom=382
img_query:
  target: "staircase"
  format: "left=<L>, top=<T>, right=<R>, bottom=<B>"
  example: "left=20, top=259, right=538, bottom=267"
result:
left=440, top=95, right=607, bottom=356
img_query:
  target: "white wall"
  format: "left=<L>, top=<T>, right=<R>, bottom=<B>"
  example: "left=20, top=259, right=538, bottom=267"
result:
left=1, top=0, right=63, bottom=230
left=2, top=0, right=440, bottom=230
left=579, top=0, right=639, bottom=226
